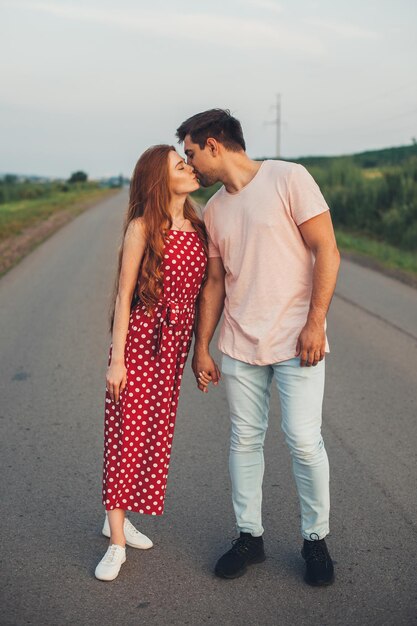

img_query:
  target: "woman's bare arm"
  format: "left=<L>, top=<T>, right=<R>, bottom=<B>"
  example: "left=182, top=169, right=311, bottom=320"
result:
left=107, top=219, right=146, bottom=402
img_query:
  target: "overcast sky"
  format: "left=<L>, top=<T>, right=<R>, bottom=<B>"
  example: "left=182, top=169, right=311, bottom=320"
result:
left=1, top=0, right=416, bottom=178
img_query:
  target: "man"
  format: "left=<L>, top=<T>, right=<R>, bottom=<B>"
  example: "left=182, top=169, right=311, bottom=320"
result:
left=176, top=109, right=340, bottom=586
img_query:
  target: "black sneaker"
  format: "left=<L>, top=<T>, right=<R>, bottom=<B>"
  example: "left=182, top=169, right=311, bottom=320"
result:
left=301, top=534, right=335, bottom=586
left=214, top=532, right=266, bottom=579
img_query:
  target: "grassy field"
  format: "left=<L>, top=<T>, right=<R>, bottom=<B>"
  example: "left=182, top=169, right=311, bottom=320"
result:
left=0, top=185, right=118, bottom=276
left=335, top=228, right=417, bottom=284
left=0, top=185, right=115, bottom=242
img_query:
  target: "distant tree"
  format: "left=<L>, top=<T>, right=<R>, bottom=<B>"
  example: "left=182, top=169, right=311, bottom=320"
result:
left=4, top=174, right=18, bottom=185
left=68, top=171, right=88, bottom=183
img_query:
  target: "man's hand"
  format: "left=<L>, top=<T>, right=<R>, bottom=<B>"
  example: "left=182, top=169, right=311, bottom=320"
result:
left=295, top=320, right=326, bottom=367
left=192, top=348, right=221, bottom=393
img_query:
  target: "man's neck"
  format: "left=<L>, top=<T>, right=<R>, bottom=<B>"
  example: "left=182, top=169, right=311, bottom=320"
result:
left=221, top=154, right=263, bottom=194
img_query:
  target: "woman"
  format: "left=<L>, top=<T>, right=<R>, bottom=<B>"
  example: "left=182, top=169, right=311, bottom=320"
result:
left=95, top=145, right=207, bottom=581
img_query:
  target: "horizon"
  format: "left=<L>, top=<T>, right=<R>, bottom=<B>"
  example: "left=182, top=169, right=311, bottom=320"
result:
left=1, top=140, right=416, bottom=181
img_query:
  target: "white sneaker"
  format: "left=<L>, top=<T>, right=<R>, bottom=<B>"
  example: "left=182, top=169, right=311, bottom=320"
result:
left=95, top=544, right=126, bottom=581
left=102, top=514, right=153, bottom=550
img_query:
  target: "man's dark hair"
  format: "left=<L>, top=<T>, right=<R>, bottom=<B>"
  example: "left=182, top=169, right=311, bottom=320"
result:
left=176, top=109, right=246, bottom=152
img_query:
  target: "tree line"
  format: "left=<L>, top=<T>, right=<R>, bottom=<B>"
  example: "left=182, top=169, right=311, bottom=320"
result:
left=306, top=150, right=417, bottom=252
left=0, top=171, right=89, bottom=204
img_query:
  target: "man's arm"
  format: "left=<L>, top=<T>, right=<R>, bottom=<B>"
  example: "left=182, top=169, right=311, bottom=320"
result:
left=296, top=211, right=340, bottom=367
left=192, top=257, right=226, bottom=392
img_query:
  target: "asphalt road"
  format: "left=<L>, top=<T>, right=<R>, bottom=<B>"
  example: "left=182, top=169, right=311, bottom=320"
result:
left=1, top=190, right=416, bottom=626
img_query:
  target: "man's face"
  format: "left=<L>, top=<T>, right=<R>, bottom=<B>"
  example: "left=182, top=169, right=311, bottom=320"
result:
left=184, top=135, right=220, bottom=188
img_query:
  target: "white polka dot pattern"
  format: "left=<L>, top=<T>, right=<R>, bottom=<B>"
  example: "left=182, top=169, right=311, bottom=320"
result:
left=102, top=231, right=207, bottom=515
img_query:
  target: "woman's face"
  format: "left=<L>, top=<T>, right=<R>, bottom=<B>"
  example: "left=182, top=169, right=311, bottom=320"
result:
left=168, top=150, right=199, bottom=195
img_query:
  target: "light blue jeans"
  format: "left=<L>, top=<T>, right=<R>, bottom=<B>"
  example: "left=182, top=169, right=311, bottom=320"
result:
left=221, top=354, right=330, bottom=540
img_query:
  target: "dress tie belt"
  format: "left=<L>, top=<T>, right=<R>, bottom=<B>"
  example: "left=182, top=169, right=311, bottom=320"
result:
left=155, top=300, right=194, bottom=356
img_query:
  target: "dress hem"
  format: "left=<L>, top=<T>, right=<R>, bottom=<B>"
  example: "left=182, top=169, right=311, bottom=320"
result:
left=104, top=504, right=164, bottom=516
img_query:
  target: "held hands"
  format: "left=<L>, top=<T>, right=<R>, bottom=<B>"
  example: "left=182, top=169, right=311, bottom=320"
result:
left=295, top=320, right=326, bottom=367
left=106, top=360, right=127, bottom=403
left=192, top=348, right=221, bottom=393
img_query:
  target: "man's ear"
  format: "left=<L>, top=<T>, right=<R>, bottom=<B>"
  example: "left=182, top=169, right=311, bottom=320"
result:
left=206, top=138, right=219, bottom=156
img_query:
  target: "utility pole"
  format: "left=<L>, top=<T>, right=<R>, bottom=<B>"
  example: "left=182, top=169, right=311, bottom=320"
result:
left=274, top=93, right=281, bottom=159
left=265, top=93, right=282, bottom=159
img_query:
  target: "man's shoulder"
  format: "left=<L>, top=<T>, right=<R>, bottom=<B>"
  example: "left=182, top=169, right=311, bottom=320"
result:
left=263, top=160, right=315, bottom=195
left=263, top=159, right=303, bottom=177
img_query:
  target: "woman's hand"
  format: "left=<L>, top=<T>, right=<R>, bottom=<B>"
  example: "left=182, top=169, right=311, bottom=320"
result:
left=196, top=370, right=212, bottom=393
left=106, top=360, right=127, bottom=403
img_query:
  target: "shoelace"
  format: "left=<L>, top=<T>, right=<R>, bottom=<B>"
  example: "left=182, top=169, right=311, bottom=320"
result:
left=305, top=539, right=328, bottom=564
left=230, top=536, right=253, bottom=556
left=102, top=545, right=123, bottom=564
left=125, top=519, right=142, bottom=536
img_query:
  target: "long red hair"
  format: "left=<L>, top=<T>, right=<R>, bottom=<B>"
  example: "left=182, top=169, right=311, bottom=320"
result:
left=109, top=144, right=207, bottom=332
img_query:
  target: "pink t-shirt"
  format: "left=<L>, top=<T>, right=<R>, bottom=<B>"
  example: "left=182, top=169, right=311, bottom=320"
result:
left=203, top=159, right=330, bottom=365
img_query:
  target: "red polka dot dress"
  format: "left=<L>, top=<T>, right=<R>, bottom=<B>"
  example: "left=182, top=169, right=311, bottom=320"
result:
left=102, top=230, right=207, bottom=515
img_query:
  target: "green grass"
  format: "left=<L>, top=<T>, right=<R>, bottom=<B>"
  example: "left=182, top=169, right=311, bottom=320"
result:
left=335, top=228, right=417, bottom=276
left=0, top=185, right=115, bottom=242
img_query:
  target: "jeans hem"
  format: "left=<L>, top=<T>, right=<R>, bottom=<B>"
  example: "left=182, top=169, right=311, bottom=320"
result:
left=302, top=529, right=330, bottom=541
left=237, top=527, right=264, bottom=537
